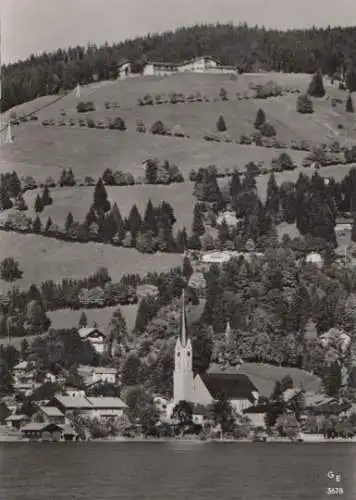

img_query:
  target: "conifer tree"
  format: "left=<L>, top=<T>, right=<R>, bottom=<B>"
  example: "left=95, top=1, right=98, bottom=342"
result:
left=41, top=185, right=52, bottom=206
left=176, top=227, right=188, bottom=253
left=192, top=203, right=205, bottom=237
left=128, top=204, right=142, bottom=241
left=265, top=173, right=280, bottom=217
left=93, top=178, right=110, bottom=213
left=44, top=216, right=53, bottom=234
left=34, top=194, right=43, bottom=213
left=352, top=216, right=356, bottom=242
left=78, top=312, right=88, bottom=328
left=182, top=255, right=194, bottom=280
left=346, top=93, right=354, bottom=113
left=65, top=212, right=74, bottom=233
left=9, top=171, right=21, bottom=198
left=254, top=108, right=266, bottom=129
left=143, top=198, right=158, bottom=235
left=216, top=115, right=227, bottom=132
left=33, top=216, right=42, bottom=234
left=187, top=233, right=202, bottom=250
left=307, top=72, right=326, bottom=97
left=16, top=193, right=27, bottom=211
left=230, top=170, right=242, bottom=198
left=0, top=182, right=13, bottom=210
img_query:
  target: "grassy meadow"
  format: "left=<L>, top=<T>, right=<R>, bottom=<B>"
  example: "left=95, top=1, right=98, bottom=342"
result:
left=1, top=71, right=356, bottom=332
left=0, top=232, right=183, bottom=294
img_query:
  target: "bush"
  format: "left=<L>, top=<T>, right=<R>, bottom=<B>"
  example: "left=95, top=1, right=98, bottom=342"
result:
left=297, top=94, right=314, bottom=114
left=219, top=88, right=228, bottom=101
left=216, top=116, right=227, bottom=132
left=255, top=81, right=283, bottom=99
left=150, top=120, right=166, bottom=135
left=87, top=118, right=96, bottom=128
left=260, top=122, right=276, bottom=137
left=171, top=124, right=185, bottom=137
left=136, top=120, right=146, bottom=133
left=76, top=101, right=95, bottom=113
left=109, top=117, right=126, bottom=131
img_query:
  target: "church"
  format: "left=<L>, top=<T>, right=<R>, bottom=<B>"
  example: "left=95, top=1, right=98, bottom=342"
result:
left=170, top=291, right=260, bottom=416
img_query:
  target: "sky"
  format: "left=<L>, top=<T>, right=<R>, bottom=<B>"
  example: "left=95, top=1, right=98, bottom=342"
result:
left=2, top=0, right=356, bottom=64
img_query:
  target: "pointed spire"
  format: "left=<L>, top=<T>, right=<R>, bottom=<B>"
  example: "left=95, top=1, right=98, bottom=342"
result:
left=225, top=319, right=232, bottom=342
left=7, top=123, right=12, bottom=144
left=180, top=288, right=189, bottom=347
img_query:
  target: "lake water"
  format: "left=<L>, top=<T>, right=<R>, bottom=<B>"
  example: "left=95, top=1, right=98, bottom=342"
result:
left=0, top=442, right=355, bottom=500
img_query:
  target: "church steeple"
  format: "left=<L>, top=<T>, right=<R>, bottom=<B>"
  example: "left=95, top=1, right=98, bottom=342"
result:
left=173, top=286, right=194, bottom=403
left=180, top=288, right=189, bottom=347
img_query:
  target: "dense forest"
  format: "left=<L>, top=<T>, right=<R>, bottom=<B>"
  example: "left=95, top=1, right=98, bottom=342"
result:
left=2, top=23, right=356, bottom=112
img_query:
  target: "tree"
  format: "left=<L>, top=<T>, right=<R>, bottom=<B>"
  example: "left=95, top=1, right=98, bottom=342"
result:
left=307, top=72, right=326, bottom=97
left=297, top=94, right=314, bottom=114
left=108, top=307, right=128, bottom=359
left=15, top=193, right=27, bottom=211
left=0, top=181, right=13, bottom=210
left=346, top=93, right=354, bottom=113
left=124, top=386, right=160, bottom=432
left=41, top=185, right=52, bottom=206
left=182, top=255, right=194, bottom=281
left=260, top=122, right=276, bottom=138
left=93, top=178, right=110, bottom=213
left=212, top=392, right=235, bottom=434
left=78, top=312, right=88, bottom=328
left=323, top=361, right=342, bottom=398
left=346, top=67, right=356, bottom=93
left=121, top=353, right=142, bottom=386
left=216, top=115, right=227, bottom=132
left=9, top=171, right=21, bottom=198
left=254, top=108, right=266, bottom=129
left=24, top=300, right=51, bottom=334
left=33, top=216, right=42, bottom=234
left=265, top=173, right=280, bottom=217
left=34, top=194, right=43, bottom=213
left=172, top=400, right=193, bottom=429
left=128, top=204, right=142, bottom=242
left=191, top=203, right=205, bottom=237
left=0, top=257, right=23, bottom=282
left=134, top=297, right=159, bottom=335
left=65, top=212, right=74, bottom=233
left=150, top=120, right=166, bottom=135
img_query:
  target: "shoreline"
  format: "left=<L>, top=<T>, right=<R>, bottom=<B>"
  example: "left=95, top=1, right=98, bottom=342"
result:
left=2, top=435, right=356, bottom=444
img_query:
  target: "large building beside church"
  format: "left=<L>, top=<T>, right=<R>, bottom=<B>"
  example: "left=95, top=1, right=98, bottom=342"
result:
left=171, top=292, right=259, bottom=415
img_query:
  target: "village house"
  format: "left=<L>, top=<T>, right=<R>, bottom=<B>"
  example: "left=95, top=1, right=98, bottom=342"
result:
left=21, top=422, right=77, bottom=442
left=48, top=395, right=127, bottom=423
left=5, top=414, right=29, bottom=430
left=117, top=60, right=133, bottom=78
left=86, top=397, right=127, bottom=422
left=31, top=406, right=66, bottom=425
left=78, top=365, right=118, bottom=386
left=78, top=326, right=106, bottom=354
left=142, top=56, right=237, bottom=77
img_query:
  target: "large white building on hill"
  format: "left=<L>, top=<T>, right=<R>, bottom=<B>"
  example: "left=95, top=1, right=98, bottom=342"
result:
left=171, top=291, right=259, bottom=416
left=142, top=56, right=237, bottom=77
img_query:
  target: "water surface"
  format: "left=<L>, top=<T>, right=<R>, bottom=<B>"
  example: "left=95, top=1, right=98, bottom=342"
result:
left=0, top=442, right=355, bottom=500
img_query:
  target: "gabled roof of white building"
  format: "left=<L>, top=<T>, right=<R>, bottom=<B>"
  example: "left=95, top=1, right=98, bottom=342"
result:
left=86, top=397, right=127, bottom=409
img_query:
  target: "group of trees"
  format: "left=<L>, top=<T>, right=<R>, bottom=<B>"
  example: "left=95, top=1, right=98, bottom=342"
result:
left=143, top=159, right=184, bottom=185
left=3, top=23, right=356, bottom=112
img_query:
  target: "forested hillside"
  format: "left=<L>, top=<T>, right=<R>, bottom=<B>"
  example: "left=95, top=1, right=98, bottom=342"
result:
left=2, top=23, right=356, bottom=112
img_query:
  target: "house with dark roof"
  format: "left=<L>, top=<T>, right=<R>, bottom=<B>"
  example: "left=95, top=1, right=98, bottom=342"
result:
left=48, top=395, right=128, bottom=423
left=78, top=327, right=106, bottom=354
left=21, top=422, right=77, bottom=441
left=32, top=406, right=65, bottom=425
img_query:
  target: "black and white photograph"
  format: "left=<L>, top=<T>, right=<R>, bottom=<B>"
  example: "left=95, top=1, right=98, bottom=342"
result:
left=0, top=1, right=356, bottom=498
